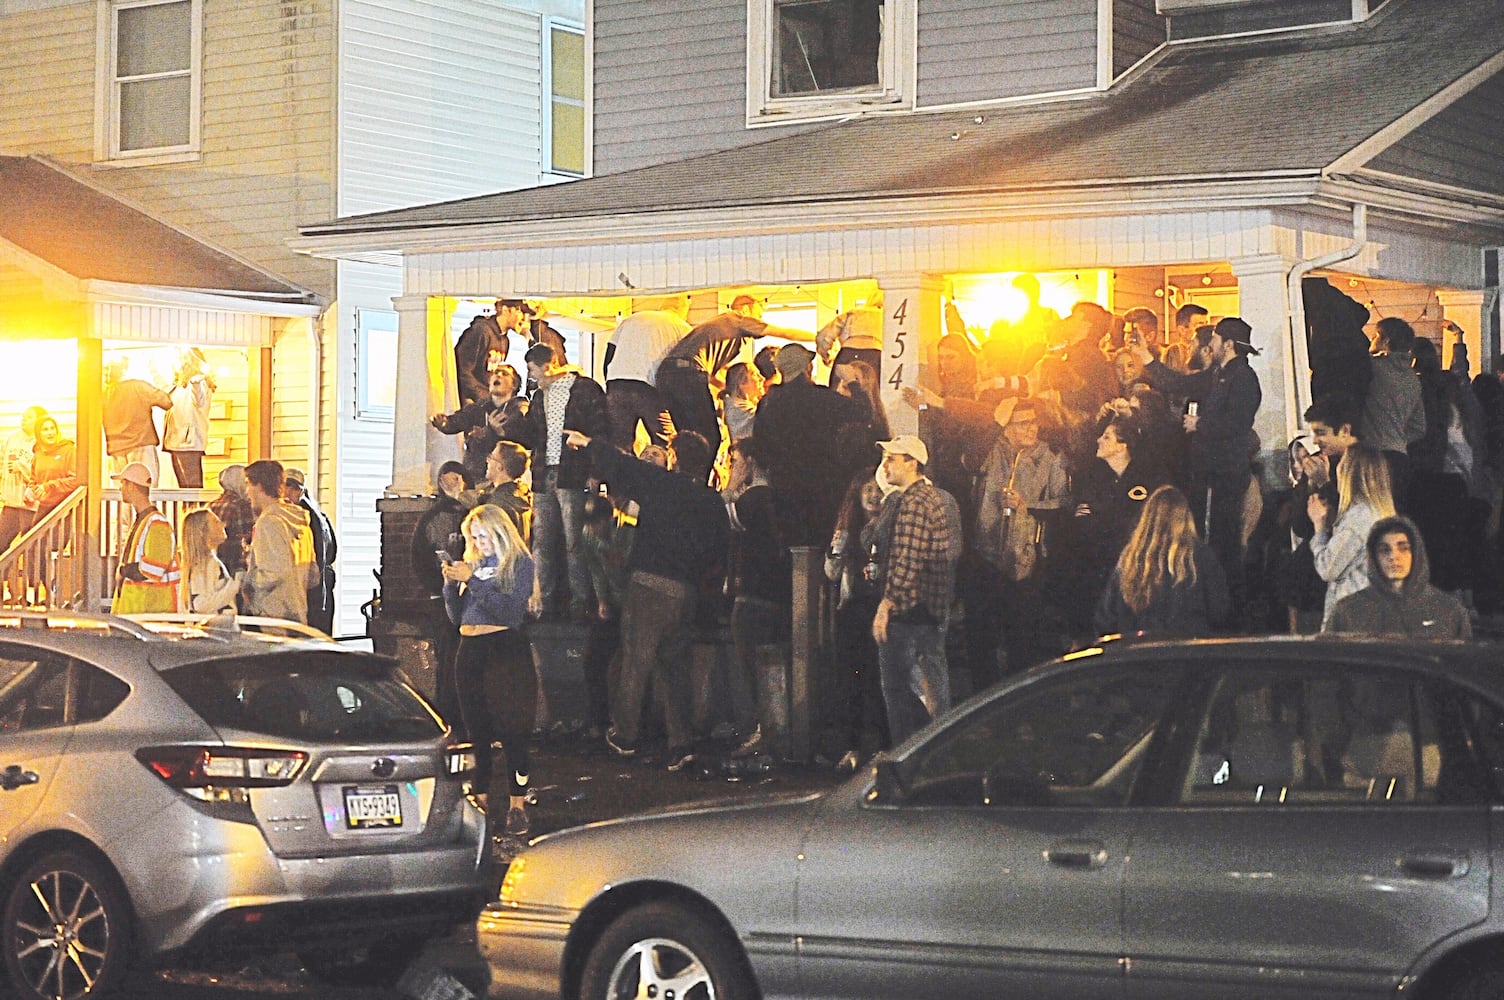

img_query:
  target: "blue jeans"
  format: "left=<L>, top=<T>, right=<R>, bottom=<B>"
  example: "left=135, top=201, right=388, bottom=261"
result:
left=878, top=621, right=951, bottom=747
left=533, top=468, right=592, bottom=614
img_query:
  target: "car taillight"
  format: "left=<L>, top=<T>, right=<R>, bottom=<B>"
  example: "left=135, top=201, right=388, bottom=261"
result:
left=135, top=746, right=307, bottom=802
left=444, top=743, right=477, bottom=779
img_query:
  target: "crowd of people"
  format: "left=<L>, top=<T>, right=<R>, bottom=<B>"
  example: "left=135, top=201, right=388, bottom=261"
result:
left=419, top=289, right=1504, bottom=831
left=111, top=458, right=337, bottom=634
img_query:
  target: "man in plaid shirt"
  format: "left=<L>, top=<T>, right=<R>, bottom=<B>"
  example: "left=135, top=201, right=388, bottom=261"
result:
left=872, top=435, right=960, bottom=745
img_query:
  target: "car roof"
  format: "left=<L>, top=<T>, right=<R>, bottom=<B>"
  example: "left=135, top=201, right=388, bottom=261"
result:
left=0, top=612, right=384, bottom=677
left=1076, top=634, right=1504, bottom=696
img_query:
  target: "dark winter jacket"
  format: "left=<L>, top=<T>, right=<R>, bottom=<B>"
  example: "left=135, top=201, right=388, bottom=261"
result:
left=453, top=315, right=511, bottom=405
left=1327, top=516, right=1472, bottom=639
left=527, top=371, right=608, bottom=489
left=410, top=494, right=471, bottom=597
left=585, top=439, right=727, bottom=587
left=1094, top=541, right=1230, bottom=638
left=1143, top=353, right=1261, bottom=481
left=753, top=376, right=867, bottom=547
left=433, top=395, right=529, bottom=482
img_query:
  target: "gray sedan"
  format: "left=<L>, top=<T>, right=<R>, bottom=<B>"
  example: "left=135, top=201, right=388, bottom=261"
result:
left=481, top=636, right=1504, bottom=1000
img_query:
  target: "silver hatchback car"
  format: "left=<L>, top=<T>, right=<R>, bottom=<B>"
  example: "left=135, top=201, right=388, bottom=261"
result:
left=482, top=636, right=1504, bottom=1000
left=0, top=614, right=490, bottom=1000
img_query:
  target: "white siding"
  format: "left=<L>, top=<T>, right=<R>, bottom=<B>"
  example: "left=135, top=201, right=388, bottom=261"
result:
left=338, top=0, right=549, bottom=215
left=330, top=259, right=399, bottom=637
left=335, top=0, right=580, bottom=634
left=270, top=318, right=316, bottom=492
left=92, top=304, right=275, bottom=346
left=402, top=209, right=1284, bottom=296
left=916, top=0, right=1099, bottom=107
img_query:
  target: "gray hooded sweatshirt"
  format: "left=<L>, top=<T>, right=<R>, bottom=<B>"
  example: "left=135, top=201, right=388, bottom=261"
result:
left=243, top=500, right=319, bottom=624
left=1327, top=516, right=1471, bottom=640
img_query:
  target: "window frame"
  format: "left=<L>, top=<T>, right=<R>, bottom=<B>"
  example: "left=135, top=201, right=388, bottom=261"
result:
left=354, top=307, right=398, bottom=422
left=542, top=17, right=589, bottom=179
left=746, top=0, right=916, bottom=127
left=94, top=0, right=204, bottom=166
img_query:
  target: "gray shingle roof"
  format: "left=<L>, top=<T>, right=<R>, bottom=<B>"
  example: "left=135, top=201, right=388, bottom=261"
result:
left=301, top=0, right=1503, bottom=237
left=0, top=156, right=314, bottom=299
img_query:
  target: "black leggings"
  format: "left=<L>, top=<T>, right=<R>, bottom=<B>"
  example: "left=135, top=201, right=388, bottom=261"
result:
left=455, top=628, right=536, bottom=796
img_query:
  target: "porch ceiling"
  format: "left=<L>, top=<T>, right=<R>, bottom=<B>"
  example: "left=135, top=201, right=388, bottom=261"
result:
left=298, top=0, right=1503, bottom=245
left=0, top=156, right=316, bottom=303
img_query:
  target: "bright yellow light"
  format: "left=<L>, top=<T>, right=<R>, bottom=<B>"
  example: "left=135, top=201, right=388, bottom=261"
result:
left=950, top=271, right=1108, bottom=336
left=962, top=283, right=1031, bottom=328
left=0, top=340, right=77, bottom=402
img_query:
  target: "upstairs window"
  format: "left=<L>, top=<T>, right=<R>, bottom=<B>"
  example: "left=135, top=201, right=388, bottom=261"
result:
left=97, top=0, right=203, bottom=163
left=748, top=0, right=914, bottom=125
left=545, top=20, right=587, bottom=177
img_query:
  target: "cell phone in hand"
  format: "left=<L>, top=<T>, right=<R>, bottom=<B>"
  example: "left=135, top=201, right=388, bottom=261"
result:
left=435, top=549, right=453, bottom=567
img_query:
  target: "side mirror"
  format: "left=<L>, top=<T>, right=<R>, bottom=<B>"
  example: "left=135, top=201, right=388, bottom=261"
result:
left=865, top=756, right=906, bottom=805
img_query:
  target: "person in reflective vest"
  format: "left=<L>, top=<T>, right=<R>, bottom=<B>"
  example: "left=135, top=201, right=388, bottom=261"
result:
left=112, top=461, right=178, bottom=613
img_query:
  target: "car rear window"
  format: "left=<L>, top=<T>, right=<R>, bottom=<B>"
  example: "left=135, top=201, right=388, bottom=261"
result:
left=160, top=651, right=444, bottom=742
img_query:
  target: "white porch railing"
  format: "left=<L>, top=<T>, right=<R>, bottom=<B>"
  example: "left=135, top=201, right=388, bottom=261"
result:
left=0, top=487, right=89, bottom=610
left=100, top=489, right=217, bottom=605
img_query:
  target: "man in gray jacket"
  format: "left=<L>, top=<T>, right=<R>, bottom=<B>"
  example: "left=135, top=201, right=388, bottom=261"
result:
left=1328, top=516, right=1471, bottom=639
left=1358, top=318, right=1425, bottom=510
left=242, top=460, right=318, bottom=624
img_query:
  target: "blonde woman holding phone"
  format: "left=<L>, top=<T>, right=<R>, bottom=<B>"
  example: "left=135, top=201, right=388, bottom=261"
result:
left=442, top=503, right=537, bottom=836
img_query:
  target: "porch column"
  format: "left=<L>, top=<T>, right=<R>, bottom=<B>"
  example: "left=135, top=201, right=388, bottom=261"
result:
left=389, top=293, right=431, bottom=494
left=1436, top=289, right=1490, bottom=378
left=875, top=273, right=945, bottom=437
left=1231, top=254, right=1300, bottom=452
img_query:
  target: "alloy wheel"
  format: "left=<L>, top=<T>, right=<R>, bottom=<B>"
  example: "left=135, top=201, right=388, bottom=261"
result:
left=6, top=863, right=116, bottom=1000
left=605, top=936, right=715, bottom=1000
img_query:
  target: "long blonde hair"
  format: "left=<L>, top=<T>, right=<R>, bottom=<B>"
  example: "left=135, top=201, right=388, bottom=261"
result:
left=1115, top=486, right=1200, bottom=614
left=461, top=503, right=530, bottom=591
left=178, top=509, right=222, bottom=609
left=1335, top=444, right=1396, bottom=521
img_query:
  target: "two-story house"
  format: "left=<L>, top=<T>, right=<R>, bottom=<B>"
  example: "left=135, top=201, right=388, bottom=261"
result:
left=295, top=0, right=1504, bottom=501
left=1, top=0, right=584, bottom=625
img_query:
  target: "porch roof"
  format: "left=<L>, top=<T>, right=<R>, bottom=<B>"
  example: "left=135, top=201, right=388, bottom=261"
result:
left=300, top=0, right=1504, bottom=240
left=0, top=156, right=316, bottom=302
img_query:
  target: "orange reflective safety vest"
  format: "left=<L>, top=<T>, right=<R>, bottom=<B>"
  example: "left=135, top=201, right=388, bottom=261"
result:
left=113, top=507, right=179, bottom=614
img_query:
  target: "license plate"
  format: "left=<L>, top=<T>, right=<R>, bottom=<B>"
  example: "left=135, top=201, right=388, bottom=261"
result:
left=343, top=784, right=402, bottom=829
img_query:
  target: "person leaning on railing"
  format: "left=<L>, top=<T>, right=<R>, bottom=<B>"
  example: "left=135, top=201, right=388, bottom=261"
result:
left=27, top=415, right=77, bottom=519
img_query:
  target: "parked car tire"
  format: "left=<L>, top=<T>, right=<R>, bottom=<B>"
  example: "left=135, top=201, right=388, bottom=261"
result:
left=2, top=850, right=133, bottom=1000
left=580, top=901, right=751, bottom=1000
left=297, top=934, right=427, bottom=988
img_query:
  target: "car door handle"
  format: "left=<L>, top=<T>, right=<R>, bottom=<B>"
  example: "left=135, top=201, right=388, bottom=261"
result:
left=1399, top=849, right=1469, bottom=879
left=1, top=765, right=40, bottom=791
left=1046, top=839, right=1108, bottom=870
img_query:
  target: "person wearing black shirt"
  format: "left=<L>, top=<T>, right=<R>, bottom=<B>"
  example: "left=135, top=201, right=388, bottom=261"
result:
left=567, top=430, right=728, bottom=772
left=722, top=439, right=792, bottom=759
